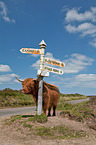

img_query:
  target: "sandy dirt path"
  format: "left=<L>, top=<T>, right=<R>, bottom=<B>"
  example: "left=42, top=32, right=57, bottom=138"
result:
left=0, top=111, right=96, bottom=145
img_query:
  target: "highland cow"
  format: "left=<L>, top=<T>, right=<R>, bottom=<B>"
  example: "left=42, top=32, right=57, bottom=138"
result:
left=16, top=77, right=60, bottom=116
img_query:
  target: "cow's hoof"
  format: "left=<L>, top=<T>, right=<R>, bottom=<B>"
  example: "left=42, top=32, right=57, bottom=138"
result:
left=47, top=114, right=51, bottom=117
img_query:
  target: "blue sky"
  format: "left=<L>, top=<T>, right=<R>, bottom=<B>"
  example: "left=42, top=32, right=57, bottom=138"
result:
left=0, top=0, right=96, bottom=95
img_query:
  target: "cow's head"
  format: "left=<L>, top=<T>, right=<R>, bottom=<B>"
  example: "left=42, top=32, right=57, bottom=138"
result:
left=15, top=76, right=38, bottom=94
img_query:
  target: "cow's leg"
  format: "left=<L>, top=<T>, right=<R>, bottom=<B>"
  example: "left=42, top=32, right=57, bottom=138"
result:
left=48, top=107, right=51, bottom=117
left=35, top=106, right=37, bottom=111
left=43, top=109, right=46, bottom=116
left=53, top=106, right=56, bottom=116
left=43, top=93, right=49, bottom=116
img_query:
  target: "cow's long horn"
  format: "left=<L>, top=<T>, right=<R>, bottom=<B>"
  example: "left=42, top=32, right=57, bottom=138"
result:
left=15, top=76, right=23, bottom=82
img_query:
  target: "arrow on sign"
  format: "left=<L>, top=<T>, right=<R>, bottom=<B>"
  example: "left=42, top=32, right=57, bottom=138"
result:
left=20, top=48, right=41, bottom=54
left=43, top=65, right=64, bottom=75
left=44, top=57, right=65, bottom=68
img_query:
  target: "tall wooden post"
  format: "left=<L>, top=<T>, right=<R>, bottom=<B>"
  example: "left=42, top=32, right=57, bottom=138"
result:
left=37, top=75, right=43, bottom=115
left=37, top=40, right=47, bottom=115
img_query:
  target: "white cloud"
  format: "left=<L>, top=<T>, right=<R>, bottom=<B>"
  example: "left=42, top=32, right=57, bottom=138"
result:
left=75, top=74, right=96, bottom=81
left=64, top=7, right=96, bottom=47
left=66, top=79, right=96, bottom=88
left=32, top=53, right=93, bottom=74
left=65, top=24, right=77, bottom=33
left=0, top=1, right=15, bottom=23
left=45, top=52, right=54, bottom=58
left=31, top=54, right=40, bottom=57
left=32, top=59, right=40, bottom=70
left=57, top=73, right=96, bottom=89
left=65, top=23, right=96, bottom=37
left=30, top=52, right=54, bottom=58
left=0, top=65, right=11, bottom=72
left=0, top=64, right=19, bottom=84
left=63, top=53, right=94, bottom=73
left=71, top=74, right=96, bottom=88
left=65, top=7, right=96, bottom=22
left=0, top=74, right=17, bottom=84
left=89, top=38, right=96, bottom=47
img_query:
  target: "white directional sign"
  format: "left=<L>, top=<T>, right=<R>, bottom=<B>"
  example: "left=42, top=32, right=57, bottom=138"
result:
left=37, top=70, right=49, bottom=77
left=44, top=65, right=63, bottom=75
left=20, top=48, right=41, bottom=54
left=44, top=57, right=65, bottom=68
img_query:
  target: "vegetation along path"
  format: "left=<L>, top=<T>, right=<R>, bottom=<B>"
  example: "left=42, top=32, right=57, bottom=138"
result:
left=0, top=98, right=89, bottom=117
left=67, top=98, right=89, bottom=104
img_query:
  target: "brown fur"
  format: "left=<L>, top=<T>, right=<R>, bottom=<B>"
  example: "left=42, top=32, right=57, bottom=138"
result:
left=22, top=78, right=60, bottom=116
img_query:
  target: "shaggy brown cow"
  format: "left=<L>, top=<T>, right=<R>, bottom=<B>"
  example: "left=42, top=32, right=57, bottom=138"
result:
left=16, top=77, right=60, bottom=116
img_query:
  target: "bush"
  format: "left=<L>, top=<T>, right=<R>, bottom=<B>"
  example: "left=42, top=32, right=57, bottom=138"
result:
left=34, top=113, right=48, bottom=123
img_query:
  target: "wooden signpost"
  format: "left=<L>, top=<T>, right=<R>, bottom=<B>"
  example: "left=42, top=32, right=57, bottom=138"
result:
left=20, top=40, right=65, bottom=115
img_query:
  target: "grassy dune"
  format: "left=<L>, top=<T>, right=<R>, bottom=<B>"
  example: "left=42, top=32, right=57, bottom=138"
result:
left=0, top=88, right=87, bottom=108
left=0, top=88, right=35, bottom=108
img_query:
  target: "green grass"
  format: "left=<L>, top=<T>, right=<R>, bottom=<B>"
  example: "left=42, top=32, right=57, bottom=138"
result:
left=4, top=115, right=87, bottom=139
left=23, top=122, right=33, bottom=128
left=60, top=93, right=87, bottom=101
left=35, top=125, right=87, bottom=139
left=5, top=113, right=47, bottom=125
left=58, top=101, right=95, bottom=122
left=0, top=88, right=35, bottom=108
left=34, top=113, right=48, bottom=123
left=5, top=115, right=23, bottom=125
